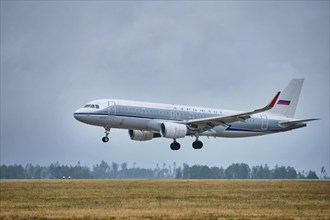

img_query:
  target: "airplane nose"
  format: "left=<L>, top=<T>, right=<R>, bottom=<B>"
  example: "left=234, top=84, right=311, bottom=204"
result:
left=73, top=112, right=79, bottom=120
left=74, top=113, right=79, bottom=121
left=73, top=109, right=84, bottom=122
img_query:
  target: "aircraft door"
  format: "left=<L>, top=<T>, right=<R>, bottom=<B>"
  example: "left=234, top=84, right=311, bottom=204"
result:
left=171, top=110, right=180, bottom=120
left=108, top=101, right=116, bottom=115
left=175, top=111, right=180, bottom=120
left=261, top=115, right=268, bottom=130
left=171, top=111, right=175, bottom=120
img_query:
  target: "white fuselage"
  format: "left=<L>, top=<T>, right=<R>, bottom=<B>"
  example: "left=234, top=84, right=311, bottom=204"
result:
left=73, top=79, right=317, bottom=150
left=74, top=99, right=306, bottom=138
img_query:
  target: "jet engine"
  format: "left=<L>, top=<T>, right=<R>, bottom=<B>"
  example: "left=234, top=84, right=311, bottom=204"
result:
left=160, top=122, right=187, bottom=139
left=128, top=130, right=157, bottom=141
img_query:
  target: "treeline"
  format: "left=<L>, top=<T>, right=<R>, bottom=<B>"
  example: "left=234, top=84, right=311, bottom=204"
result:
left=0, top=161, right=326, bottom=180
left=176, top=163, right=321, bottom=179
left=0, top=161, right=176, bottom=179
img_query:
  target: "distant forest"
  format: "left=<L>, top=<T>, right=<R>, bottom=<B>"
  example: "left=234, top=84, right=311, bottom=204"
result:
left=1, top=161, right=327, bottom=180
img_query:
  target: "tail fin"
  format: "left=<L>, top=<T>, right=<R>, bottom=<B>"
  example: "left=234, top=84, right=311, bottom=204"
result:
left=268, top=79, right=304, bottom=118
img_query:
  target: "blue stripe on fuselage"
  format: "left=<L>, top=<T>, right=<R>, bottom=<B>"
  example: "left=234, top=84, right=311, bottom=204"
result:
left=225, top=125, right=264, bottom=133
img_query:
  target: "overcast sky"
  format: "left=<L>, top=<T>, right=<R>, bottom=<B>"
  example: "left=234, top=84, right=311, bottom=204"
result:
left=1, top=1, right=329, bottom=173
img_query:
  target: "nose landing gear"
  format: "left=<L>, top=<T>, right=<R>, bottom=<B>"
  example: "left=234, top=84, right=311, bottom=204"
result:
left=102, top=127, right=110, bottom=143
left=102, top=137, right=109, bottom=143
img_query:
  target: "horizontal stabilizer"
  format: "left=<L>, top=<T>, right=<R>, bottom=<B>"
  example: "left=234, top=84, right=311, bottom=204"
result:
left=279, top=118, right=319, bottom=127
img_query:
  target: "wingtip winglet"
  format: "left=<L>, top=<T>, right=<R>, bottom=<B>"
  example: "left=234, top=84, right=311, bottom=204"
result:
left=268, top=91, right=281, bottom=108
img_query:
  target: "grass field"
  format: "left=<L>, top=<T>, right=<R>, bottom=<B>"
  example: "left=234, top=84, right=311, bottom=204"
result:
left=0, top=180, right=329, bottom=219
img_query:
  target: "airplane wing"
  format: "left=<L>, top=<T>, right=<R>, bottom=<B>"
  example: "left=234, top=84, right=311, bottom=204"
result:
left=182, top=91, right=281, bottom=130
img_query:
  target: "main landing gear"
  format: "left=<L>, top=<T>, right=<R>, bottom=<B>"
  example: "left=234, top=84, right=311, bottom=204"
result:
left=192, top=134, right=203, bottom=149
left=192, top=140, right=203, bottom=149
left=170, top=140, right=181, bottom=151
left=169, top=139, right=203, bottom=151
left=102, top=127, right=110, bottom=143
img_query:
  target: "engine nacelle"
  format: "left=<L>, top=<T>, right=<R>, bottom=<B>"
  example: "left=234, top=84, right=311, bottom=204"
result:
left=160, top=122, right=187, bottom=139
left=128, top=130, right=155, bottom=141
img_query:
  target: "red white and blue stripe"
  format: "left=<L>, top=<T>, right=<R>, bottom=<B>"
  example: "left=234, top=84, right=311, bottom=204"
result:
left=277, top=100, right=291, bottom=105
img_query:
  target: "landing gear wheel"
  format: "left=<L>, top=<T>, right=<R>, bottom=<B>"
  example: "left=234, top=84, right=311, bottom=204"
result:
left=192, top=140, right=203, bottom=149
left=170, top=142, right=181, bottom=150
left=102, top=127, right=110, bottom=143
left=102, top=137, right=109, bottom=143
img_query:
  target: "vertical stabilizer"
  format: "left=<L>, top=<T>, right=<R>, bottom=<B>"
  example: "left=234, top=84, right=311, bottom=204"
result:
left=269, top=79, right=304, bottom=118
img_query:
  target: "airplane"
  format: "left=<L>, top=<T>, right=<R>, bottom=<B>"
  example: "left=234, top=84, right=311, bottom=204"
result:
left=74, top=79, right=318, bottom=150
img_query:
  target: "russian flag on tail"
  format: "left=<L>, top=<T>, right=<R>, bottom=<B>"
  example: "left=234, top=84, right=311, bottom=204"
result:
left=277, top=100, right=291, bottom=105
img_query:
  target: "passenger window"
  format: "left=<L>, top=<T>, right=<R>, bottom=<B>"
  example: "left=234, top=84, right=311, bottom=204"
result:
left=96, top=105, right=99, bottom=109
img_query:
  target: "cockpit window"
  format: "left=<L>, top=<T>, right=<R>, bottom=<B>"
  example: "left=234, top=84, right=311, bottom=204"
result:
left=84, top=104, right=99, bottom=109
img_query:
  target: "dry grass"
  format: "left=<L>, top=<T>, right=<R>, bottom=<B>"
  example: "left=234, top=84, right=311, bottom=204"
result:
left=1, top=179, right=329, bottom=219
